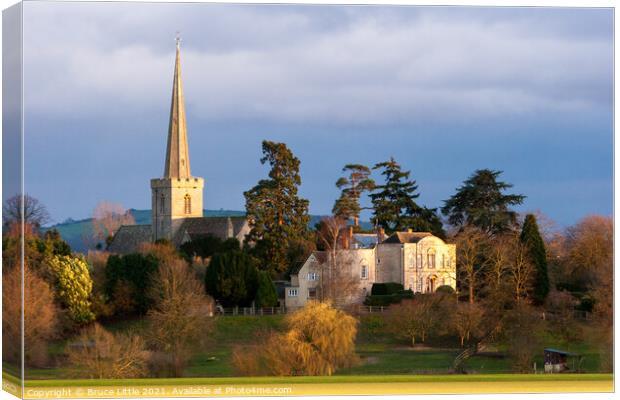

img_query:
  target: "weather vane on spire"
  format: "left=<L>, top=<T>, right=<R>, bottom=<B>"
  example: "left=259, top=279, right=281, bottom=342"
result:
left=175, top=31, right=182, bottom=47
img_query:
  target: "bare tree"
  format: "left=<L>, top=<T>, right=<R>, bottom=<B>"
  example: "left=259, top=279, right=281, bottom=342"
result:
left=508, top=240, right=535, bottom=303
left=453, top=226, right=488, bottom=303
left=92, top=201, right=135, bottom=245
left=451, top=302, right=484, bottom=347
left=3, top=194, right=51, bottom=230
left=483, top=234, right=513, bottom=292
left=385, top=295, right=449, bottom=345
left=146, top=257, right=214, bottom=377
left=316, top=217, right=360, bottom=306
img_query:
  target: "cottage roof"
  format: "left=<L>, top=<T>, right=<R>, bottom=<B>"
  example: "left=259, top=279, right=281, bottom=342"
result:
left=544, top=348, right=579, bottom=356
left=107, top=225, right=152, bottom=254
left=383, top=232, right=433, bottom=244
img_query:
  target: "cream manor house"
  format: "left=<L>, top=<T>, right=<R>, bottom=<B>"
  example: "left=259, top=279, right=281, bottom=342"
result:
left=285, top=230, right=457, bottom=308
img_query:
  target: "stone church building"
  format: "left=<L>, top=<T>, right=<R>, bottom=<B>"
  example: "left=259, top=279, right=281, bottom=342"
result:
left=108, top=40, right=250, bottom=254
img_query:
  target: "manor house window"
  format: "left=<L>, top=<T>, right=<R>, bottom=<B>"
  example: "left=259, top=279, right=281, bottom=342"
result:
left=361, top=265, right=368, bottom=279
left=416, top=254, right=422, bottom=268
left=442, top=254, right=446, bottom=268
left=427, top=250, right=436, bottom=269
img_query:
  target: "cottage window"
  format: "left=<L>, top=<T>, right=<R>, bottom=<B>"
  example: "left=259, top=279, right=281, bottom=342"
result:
left=184, top=194, right=191, bottom=214
left=307, top=272, right=319, bottom=281
left=361, top=265, right=368, bottom=279
left=288, top=288, right=298, bottom=297
left=308, top=288, right=317, bottom=299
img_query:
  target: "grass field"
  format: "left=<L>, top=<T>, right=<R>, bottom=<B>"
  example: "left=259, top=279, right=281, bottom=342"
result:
left=17, top=314, right=608, bottom=381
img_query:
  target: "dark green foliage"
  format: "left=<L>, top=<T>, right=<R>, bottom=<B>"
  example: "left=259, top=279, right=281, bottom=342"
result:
left=255, top=271, right=279, bottom=307
left=364, top=290, right=413, bottom=306
left=371, top=282, right=404, bottom=296
left=179, top=235, right=240, bottom=261
left=370, top=158, right=445, bottom=237
left=520, top=214, right=549, bottom=304
left=104, top=253, right=159, bottom=315
left=435, top=285, right=455, bottom=295
left=333, top=164, right=375, bottom=226
left=244, top=141, right=311, bottom=274
left=205, top=251, right=259, bottom=307
left=42, top=229, right=72, bottom=256
left=441, top=169, right=525, bottom=234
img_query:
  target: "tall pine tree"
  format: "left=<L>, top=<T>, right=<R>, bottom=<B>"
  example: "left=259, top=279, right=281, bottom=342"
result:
left=520, top=214, right=549, bottom=304
left=244, top=141, right=310, bottom=275
left=441, top=169, right=525, bottom=234
left=332, top=164, right=375, bottom=226
left=370, top=157, right=444, bottom=237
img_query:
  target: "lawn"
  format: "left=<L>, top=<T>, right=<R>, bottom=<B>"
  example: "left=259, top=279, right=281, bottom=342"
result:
left=16, top=313, right=608, bottom=381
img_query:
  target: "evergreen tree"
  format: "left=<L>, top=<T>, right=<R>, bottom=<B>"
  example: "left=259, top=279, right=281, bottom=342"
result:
left=441, top=169, right=525, bottom=234
left=370, top=158, right=445, bottom=237
left=332, top=164, right=375, bottom=226
left=244, top=141, right=310, bottom=274
left=255, top=271, right=279, bottom=307
left=104, top=253, right=159, bottom=315
left=205, top=251, right=259, bottom=307
left=520, top=214, right=549, bottom=304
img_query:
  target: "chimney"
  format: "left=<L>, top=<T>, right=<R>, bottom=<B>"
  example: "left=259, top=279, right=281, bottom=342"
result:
left=377, top=227, right=385, bottom=243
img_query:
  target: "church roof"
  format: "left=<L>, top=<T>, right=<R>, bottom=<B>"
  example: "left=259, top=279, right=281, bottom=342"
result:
left=164, top=38, right=192, bottom=179
left=107, top=224, right=152, bottom=254
left=383, top=232, right=433, bottom=244
left=173, top=216, right=249, bottom=245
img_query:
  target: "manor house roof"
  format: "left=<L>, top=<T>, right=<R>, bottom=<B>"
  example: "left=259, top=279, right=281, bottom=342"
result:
left=383, top=232, right=433, bottom=244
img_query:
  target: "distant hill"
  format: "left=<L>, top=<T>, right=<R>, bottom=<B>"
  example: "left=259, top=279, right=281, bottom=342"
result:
left=45, top=209, right=372, bottom=254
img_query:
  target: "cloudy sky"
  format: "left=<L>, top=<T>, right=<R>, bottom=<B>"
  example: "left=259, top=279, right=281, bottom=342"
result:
left=20, top=2, right=613, bottom=227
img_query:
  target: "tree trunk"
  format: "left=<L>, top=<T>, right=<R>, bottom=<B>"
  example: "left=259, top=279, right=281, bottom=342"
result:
left=411, top=336, right=416, bottom=346
left=469, top=284, right=474, bottom=304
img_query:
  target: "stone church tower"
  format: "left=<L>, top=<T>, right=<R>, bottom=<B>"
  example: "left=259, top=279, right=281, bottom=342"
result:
left=151, top=39, right=204, bottom=241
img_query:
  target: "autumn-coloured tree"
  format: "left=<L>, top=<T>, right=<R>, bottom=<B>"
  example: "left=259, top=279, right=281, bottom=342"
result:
left=508, top=241, right=535, bottom=303
left=545, top=290, right=581, bottom=348
left=3, top=265, right=59, bottom=368
left=233, top=301, right=358, bottom=376
left=147, top=257, right=214, bottom=377
left=66, top=324, right=148, bottom=379
left=92, top=201, right=135, bottom=246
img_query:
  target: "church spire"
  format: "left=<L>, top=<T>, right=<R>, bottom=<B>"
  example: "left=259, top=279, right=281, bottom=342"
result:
left=164, top=35, right=191, bottom=179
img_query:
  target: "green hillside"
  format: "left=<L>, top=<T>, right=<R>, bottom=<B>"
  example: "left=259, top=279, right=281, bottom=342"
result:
left=45, top=210, right=373, bottom=254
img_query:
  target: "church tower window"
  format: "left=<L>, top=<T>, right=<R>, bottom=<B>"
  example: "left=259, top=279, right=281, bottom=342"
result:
left=184, top=194, right=191, bottom=214
left=160, top=193, right=165, bottom=214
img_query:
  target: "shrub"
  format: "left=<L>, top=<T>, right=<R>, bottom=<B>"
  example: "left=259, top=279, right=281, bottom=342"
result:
left=66, top=323, right=148, bottom=379
left=436, top=285, right=455, bottom=295
left=371, top=282, right=404, bottom=296
left=46, top=254, right=95, bottom=324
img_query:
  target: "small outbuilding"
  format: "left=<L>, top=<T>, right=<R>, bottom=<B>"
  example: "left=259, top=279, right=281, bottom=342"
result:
left=544, top=348, right=583, bottom=373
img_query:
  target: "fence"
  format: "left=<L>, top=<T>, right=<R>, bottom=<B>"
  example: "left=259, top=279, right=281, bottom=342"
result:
left=217, top=304, right=390, bottom=316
